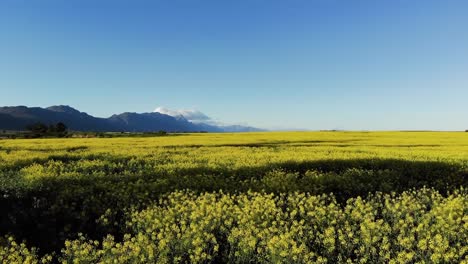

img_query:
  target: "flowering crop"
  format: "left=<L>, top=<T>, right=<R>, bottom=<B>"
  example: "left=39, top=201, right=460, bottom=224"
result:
left=58, top=189, right=468, bottom=263
left=1, top=132, right=468, bottom=261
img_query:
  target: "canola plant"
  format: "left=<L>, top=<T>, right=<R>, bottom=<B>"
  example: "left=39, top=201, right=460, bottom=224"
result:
left=1, top=132, right=467, bottom=263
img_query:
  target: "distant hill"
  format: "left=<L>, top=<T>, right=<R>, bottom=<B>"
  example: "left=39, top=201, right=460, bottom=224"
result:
left=0, top=105, right=262, bottom=132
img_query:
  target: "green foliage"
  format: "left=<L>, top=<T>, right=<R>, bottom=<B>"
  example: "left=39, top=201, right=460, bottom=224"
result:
left=25, top=122, right=68, bottom=138
left=55, top=122, right=67, bottom=134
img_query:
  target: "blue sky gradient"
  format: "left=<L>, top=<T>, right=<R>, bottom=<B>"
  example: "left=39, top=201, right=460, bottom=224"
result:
left=1, top=0, right=467, bottom=130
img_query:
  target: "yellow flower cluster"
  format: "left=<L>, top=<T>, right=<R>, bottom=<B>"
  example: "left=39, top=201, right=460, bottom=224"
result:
left=60, top=188, right=468, bottom=263
left=1, top=131, right=468, bottom=183
left=0, top=236, right=51, bottom=264
left=2, top=132, right=468, bottom=262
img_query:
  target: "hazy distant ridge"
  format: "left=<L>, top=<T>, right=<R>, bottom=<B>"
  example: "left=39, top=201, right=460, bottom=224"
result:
left=0, top=105, right=262, bottom=132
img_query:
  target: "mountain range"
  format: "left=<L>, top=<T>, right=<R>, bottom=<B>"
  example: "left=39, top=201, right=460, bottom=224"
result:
left=0, top=105, right=262, bottom=132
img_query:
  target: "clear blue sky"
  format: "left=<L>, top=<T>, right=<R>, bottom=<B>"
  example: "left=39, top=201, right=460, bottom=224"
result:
left=1, top=0, right=467, bottom=130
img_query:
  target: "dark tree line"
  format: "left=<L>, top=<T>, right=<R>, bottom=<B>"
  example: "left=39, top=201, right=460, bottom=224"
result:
left=26, top=122, right=68, bottom=137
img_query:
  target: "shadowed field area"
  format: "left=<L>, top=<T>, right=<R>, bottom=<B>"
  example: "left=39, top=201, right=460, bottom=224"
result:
left=1, top=132, right=468, bottom=263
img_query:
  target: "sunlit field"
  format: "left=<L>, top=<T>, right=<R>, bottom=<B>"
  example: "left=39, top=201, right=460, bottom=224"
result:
left=1, top=132, right=468, bottom=263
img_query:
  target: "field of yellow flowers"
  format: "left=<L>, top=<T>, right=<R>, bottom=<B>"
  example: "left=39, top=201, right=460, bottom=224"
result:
left=1, top=132, right=467, bottom=263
